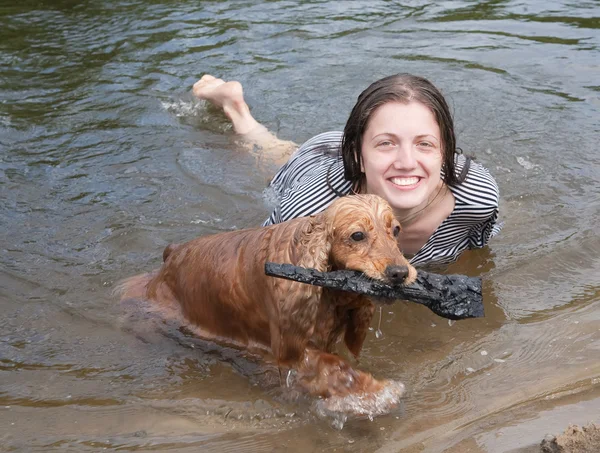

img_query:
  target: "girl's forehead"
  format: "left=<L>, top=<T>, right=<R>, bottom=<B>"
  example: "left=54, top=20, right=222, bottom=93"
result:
left=365, top=101, right=440, bottom=137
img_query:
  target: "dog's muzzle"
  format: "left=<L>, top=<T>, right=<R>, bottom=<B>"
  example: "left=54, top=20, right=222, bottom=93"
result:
left=384, top=265, right=410, bottom=284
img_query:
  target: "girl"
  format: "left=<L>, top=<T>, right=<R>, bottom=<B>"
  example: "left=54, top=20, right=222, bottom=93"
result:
left=193, top=73, right=500, bottom=266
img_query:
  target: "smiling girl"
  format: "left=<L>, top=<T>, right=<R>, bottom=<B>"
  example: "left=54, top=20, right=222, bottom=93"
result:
left=193, top=73, right=501, bottom=266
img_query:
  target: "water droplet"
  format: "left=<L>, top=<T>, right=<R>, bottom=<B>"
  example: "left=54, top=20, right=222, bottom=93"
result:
left=376, top=306, right=383, bottom=336
left=286, top=369, right=296, bottom=388
left=331, top=416, right=346, bottom=430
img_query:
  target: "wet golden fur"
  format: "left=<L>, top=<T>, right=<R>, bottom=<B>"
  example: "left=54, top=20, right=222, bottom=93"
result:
left=118, top=194, right=416, bottom=410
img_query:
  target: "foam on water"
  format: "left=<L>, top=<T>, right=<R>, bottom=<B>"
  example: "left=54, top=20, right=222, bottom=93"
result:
left=161, top=97, right=233, bottom=133
left=161, top=98, right=204, bottom=118
left=516, top=156, right=539, bottom=170
left=313, top=380, right=406, bottom=429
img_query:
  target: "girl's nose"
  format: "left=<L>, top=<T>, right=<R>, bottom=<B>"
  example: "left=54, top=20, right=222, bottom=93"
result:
left=392, top=144, right=417, bottom=170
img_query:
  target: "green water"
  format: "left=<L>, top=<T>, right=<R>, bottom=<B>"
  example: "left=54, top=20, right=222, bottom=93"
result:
left=1, top=1, right=599, bottom=451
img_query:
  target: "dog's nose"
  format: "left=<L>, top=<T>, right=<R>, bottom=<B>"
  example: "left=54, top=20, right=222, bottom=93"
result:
left=385, top=265, right=409, bottom=284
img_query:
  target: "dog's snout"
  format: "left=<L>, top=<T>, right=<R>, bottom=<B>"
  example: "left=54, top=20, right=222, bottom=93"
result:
left=385, top=265, right=409, bottom=284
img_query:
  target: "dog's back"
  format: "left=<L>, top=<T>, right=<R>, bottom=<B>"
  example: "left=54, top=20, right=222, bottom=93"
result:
left=118, top=217, right=314, bottom=351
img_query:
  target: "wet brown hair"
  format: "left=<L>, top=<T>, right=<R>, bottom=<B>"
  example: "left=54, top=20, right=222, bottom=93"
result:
left=340, top=73, right=470, bottom=193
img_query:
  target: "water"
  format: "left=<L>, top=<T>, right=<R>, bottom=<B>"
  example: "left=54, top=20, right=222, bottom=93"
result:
left=1, top=1, right=599, bottom=451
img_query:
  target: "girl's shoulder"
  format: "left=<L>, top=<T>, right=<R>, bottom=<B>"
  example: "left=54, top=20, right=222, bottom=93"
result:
left=268, top=131, right=345, bottom=194
left=296, top=130, right=345, bottom=153
left=263, top=131, right=350, bottom=225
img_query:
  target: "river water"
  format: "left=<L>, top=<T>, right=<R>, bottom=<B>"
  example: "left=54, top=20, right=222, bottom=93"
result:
left=1, top=1, right=599, bottom=452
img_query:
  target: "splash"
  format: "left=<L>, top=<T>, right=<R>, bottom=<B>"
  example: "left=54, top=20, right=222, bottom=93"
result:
left=161, top=97, right=233, bottom=133
left=516, top=156, right=539, bottom=170
left=161, top=98, right=203, bottom=118
left=312, top=380, right=406, bottom=429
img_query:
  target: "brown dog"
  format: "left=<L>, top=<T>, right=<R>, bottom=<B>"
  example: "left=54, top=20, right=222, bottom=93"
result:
left=118, top=194, right=416, bottom=416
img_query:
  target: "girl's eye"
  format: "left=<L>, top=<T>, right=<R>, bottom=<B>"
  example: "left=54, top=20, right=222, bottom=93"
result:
left=351, top=231, right=365, bottom=241
left=393, top=225, right=401, bottom=237
left=377, top=140, right=394, bottom=148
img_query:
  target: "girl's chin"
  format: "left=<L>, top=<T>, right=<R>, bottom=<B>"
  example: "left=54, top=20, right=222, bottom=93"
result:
left=388, top=190, right=431, bottom=210
left=367, top=186, right=429, bottom=211
left=388, top=197, right=426, bottom=210
left=390, top=203, right=426, bottom=213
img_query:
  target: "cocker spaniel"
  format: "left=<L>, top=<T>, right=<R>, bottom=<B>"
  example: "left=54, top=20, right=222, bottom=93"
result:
left=118, top=194, right=416, bottom=417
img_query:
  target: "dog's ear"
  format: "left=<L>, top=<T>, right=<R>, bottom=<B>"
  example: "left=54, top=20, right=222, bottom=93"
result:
left=292, top=213, right=332, bottom=272
left=268, top=214, right=332, bottom=367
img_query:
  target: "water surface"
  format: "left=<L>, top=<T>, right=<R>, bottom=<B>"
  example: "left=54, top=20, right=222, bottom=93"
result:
left=1, top=1, right=599, bottom=451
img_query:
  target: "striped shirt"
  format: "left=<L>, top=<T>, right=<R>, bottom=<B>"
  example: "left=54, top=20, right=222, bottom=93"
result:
left=263, top=131, right=501, bottom=266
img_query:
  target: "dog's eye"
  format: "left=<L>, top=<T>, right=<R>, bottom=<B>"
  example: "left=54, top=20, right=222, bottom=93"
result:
left=350, top=231, right=365, bottom=241
left=393, top=225, right=401, bottom=237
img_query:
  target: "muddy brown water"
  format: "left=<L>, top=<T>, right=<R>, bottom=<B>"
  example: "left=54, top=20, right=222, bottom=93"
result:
left=1, top=1, right=599, bottom=451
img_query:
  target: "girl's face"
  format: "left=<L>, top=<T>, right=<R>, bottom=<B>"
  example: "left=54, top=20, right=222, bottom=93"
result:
left=361, top=101, right=444, bottom=216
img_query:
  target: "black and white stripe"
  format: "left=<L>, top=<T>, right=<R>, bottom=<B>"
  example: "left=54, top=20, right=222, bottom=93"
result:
left=263, top=131, right=501, bottom=266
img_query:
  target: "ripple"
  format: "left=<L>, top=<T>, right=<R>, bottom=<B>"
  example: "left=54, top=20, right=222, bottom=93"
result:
left=0, top=394, right=122, bottom=408
left=524, top=85, right=586, bottom=102
left=1, top=1, right=600, bottom=451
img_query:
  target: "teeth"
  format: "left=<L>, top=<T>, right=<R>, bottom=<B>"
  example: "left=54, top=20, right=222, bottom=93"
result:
left=391, top=177, right=419, bottom=186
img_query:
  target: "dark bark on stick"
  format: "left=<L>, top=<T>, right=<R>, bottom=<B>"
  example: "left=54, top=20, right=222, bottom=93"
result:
left=264, top=262, right=484, bottom=320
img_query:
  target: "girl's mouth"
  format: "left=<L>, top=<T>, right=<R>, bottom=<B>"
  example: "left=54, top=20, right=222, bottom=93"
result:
left=389, top=176, right=421, bottom=189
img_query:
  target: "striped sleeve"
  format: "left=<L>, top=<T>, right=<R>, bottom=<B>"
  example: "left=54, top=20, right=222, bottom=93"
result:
left=262, top=131, right=351, bottom=226
left=451, top=157, right=501, bottom=250
left=461, top=158, right=501, bottom=248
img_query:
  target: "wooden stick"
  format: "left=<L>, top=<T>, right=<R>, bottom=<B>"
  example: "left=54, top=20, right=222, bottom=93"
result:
left=264, top=262, right=484, bottom=320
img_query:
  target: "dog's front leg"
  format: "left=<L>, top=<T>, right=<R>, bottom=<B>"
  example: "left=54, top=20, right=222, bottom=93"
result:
left=294, top=348, right=385, bottom=399
left=344, top=301, right=376, bottom=359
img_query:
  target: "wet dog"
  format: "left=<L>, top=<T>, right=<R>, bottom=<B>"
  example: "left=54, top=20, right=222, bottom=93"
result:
left=118, top=194, right=416, bottom=417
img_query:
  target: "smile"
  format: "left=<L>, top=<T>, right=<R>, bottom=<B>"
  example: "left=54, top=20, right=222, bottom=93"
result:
left=389, top=176, right=421, bottom=188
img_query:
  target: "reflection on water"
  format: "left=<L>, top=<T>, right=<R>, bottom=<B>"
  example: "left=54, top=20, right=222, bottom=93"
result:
left=1, top=0, right=599, bottom=451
